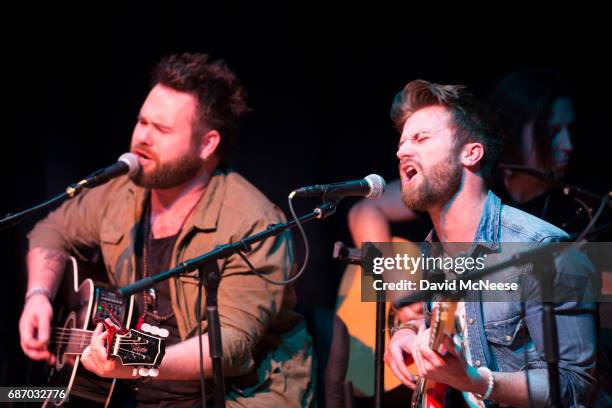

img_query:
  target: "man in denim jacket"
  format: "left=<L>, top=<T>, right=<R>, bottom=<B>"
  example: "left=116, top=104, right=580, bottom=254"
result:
left=383, top=80, right=597, bottom=407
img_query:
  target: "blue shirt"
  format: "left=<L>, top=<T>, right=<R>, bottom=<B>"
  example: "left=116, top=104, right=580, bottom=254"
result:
left=424, top=190, right=597, bottom=407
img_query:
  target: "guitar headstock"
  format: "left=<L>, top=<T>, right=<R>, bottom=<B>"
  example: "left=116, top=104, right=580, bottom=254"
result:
left=111, top=325, right=167, bottom=367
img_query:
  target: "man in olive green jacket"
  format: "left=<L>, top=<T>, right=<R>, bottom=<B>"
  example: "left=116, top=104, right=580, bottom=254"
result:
left=19, top=53, right=314, bottom=407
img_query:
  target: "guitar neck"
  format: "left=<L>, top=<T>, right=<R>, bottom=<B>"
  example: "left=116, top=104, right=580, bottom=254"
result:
left=411, top=301, right=458, bottom=408
left=429, top=302, right=457, bottom=352
left=51, top=324, right=167, bottom=367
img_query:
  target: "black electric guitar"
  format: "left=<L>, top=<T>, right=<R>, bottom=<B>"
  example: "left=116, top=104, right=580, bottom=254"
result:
left=43, top=256, right=167, bottom=407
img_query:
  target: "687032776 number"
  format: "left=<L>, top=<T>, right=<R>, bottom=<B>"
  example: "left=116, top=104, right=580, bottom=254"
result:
left=1, top=387, right=68, bottom=402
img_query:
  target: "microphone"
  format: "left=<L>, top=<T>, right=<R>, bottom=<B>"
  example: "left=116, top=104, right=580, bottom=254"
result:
left=82, top=152, right=141, bottom=188
left=289, top=174, right=386, bottom=200
left=67, top=153, right=141, bottom=197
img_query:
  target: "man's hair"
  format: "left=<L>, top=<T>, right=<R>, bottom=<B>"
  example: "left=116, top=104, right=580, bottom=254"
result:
left=390, top=79, right=502, bottom=178
left=492, top=69, right=571, bottom=170
left=151, top=52, right=250, bottom=160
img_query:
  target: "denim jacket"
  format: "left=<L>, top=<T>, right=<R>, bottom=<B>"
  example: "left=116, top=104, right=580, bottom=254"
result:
left=425, top=190, right=597, bottom=407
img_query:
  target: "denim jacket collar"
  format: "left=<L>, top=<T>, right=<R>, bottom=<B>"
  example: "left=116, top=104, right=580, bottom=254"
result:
left=425, top=190, right=501, bottom=254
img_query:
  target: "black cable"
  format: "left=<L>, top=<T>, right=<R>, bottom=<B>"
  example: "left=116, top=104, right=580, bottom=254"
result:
left=233, top=195, right=311, bottom=286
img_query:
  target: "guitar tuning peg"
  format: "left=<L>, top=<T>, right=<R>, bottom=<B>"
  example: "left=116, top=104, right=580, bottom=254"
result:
left=149, top=325, right=161, bottom=336
left=138, top=367, right=150, bottom=377
left=158, top=328, right=169, bottom=338
left=141, top=323, right=152, bottom=333
left=148, top=368, right=159, bottom=377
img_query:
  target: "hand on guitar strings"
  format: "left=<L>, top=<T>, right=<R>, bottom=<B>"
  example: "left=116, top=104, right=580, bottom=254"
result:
left=19, top=294, right=55, bottom=365
left=384, top=324, right=419, bottom=389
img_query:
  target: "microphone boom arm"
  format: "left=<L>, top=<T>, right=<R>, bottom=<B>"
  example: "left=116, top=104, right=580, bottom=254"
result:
left=0, top=153, right=139, bottom=232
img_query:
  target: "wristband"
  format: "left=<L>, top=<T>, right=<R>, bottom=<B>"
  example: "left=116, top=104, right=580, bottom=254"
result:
left=390, top=322, right=419, bottom=337
left=25, top=287, right=52, bottom=303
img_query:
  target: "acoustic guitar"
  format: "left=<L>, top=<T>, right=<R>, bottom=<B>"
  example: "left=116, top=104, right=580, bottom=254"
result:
left=43, top=256, right=167, bottom=407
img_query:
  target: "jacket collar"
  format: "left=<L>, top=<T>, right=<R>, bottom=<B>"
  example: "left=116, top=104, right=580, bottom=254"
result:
left=126, top=167, right=228, bottom=233
left=425, top=190, right=501, bottom=254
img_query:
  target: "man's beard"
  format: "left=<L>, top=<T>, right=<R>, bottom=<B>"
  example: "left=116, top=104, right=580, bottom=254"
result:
left=131, top=149, right=204, bottom=189
left=401, top=154, right=462, bottom=212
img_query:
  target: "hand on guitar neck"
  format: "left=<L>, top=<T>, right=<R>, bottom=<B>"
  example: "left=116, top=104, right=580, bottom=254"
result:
left=385, top=303, right=490, bottom=407
left=409, top=326, right=488, bottom=396
left=80, top=320, right=144, bottom=379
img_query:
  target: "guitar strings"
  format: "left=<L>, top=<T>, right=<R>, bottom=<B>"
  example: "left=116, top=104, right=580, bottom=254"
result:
left=52, top=327, right=92, bottom=333
left=51, top=332, right=151, bottom=346
left=51, top=328, right=151, bottom=343
left=51, top=337, right=150, bottom=346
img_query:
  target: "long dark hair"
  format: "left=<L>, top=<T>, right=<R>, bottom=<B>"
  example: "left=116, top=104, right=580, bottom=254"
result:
left=492, top=69, right=572, bottom=171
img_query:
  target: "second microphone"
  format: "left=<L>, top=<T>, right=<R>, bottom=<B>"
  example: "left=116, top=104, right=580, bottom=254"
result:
left=290, top=174, right=386, bottom=201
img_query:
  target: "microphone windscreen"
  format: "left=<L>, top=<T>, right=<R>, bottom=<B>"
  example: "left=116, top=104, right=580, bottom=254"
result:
left=365, top=174, right=386, bottom=199
left=118, top=152, right=141, bottom=177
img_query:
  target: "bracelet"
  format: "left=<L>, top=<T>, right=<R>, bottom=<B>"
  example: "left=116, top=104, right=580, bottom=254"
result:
left=474, top=366, right=495, bottom=401
left=25, top=287, right=53, bottom=303
left=390, top=322, right=419, bottom=337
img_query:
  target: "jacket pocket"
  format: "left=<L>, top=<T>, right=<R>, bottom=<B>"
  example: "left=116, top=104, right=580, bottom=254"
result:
left=484, top=314, right=523, bottom=346
left=484, top=313, right=537, bottom=371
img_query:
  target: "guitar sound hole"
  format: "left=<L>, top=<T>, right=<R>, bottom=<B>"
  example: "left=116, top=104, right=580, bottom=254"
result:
left=56, top=312, right=77, bottom=370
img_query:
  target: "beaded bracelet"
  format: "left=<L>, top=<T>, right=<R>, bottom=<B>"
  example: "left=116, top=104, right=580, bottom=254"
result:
left=474, top=366, right=495, bottom=401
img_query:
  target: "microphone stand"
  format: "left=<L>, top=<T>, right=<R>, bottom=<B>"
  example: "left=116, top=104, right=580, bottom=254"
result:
left=119, top=201, right=338, bottom=408
left=374, top=273, right=386, bottom=408
left=333, top=242, right=386, bottom=408
left=0, top=167, right=116, bottom=232
left=0, top=190, right=73, bottom=232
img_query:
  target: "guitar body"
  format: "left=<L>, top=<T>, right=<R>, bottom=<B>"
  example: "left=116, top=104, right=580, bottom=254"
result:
left=44, top=257, right=135, bottom=407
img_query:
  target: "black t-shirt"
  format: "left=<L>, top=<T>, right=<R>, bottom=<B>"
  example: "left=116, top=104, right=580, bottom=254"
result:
left=126, top=234, right=204, bottom=407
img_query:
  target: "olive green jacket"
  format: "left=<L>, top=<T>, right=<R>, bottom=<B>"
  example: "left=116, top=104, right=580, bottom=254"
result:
left=29, top=168, right=314, bottom=407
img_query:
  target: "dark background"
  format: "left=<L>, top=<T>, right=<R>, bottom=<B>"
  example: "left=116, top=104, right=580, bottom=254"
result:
left=1, top=5, right=610, bottom=387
